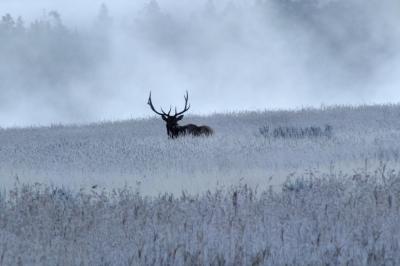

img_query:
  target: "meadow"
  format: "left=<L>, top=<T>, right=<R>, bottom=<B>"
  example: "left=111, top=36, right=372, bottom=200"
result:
left=2, top=104, right=400, bottom=193
left=1, top=104, right=400, bottom=264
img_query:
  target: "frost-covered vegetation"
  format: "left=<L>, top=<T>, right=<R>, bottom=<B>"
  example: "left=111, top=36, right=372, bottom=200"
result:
left=1, top=168, right=400, bottom=265
left=2, top=104, right=400, bottom=194
left=0, top=105, right=400, bottom=264
left=259, top=124, right=333, bottom=139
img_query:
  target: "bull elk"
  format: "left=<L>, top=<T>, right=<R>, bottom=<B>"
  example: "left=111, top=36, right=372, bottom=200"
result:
left=147, top=91, right=213, bottom=138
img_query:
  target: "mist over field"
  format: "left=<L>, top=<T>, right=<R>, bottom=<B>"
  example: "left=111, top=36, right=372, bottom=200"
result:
left=1, top=0, right=400, bottom=126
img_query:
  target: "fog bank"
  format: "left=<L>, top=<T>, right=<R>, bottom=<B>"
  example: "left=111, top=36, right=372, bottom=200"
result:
left=1, top=0, right=399, bottom=127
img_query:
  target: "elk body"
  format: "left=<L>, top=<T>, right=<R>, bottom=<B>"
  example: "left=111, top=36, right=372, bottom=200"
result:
left=147, top=91, right=213, bottom=138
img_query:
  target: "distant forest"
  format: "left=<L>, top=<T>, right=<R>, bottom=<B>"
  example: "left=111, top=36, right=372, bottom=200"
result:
left=0, top=0, right=396, bottom=108
left=0, top=4, right=111, bottom=91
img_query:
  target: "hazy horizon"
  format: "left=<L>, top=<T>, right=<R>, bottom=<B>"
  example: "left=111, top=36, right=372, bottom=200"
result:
left=1, top=0, right=399, bottom=127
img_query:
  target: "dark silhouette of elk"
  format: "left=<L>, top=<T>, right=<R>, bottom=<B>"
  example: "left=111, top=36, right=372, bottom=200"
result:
left=147, top=91, right=213, bottom=138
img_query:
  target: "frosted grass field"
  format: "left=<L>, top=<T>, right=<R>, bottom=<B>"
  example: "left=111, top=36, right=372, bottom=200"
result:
left=1, top=104, right=400, bottom=193
left=1, top=170, right=400, bottom=265
left=2, top=104, right=400, bottom=264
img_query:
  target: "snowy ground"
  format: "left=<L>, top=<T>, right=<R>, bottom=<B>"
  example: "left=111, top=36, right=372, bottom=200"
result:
left=1, top=104, right=400, bottom=194
left=1, top=104, right=400, bottom=264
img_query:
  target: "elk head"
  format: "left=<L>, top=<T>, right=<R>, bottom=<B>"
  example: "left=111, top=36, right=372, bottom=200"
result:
left=147, top=91, right=213, bottom=138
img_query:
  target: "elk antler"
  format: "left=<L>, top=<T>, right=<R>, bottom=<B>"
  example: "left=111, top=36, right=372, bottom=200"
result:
left=161, top=106, right=172, bottom=116
left=147, top=92, right=168, bottom=116
left=174, top=91, right=191, bottom=116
